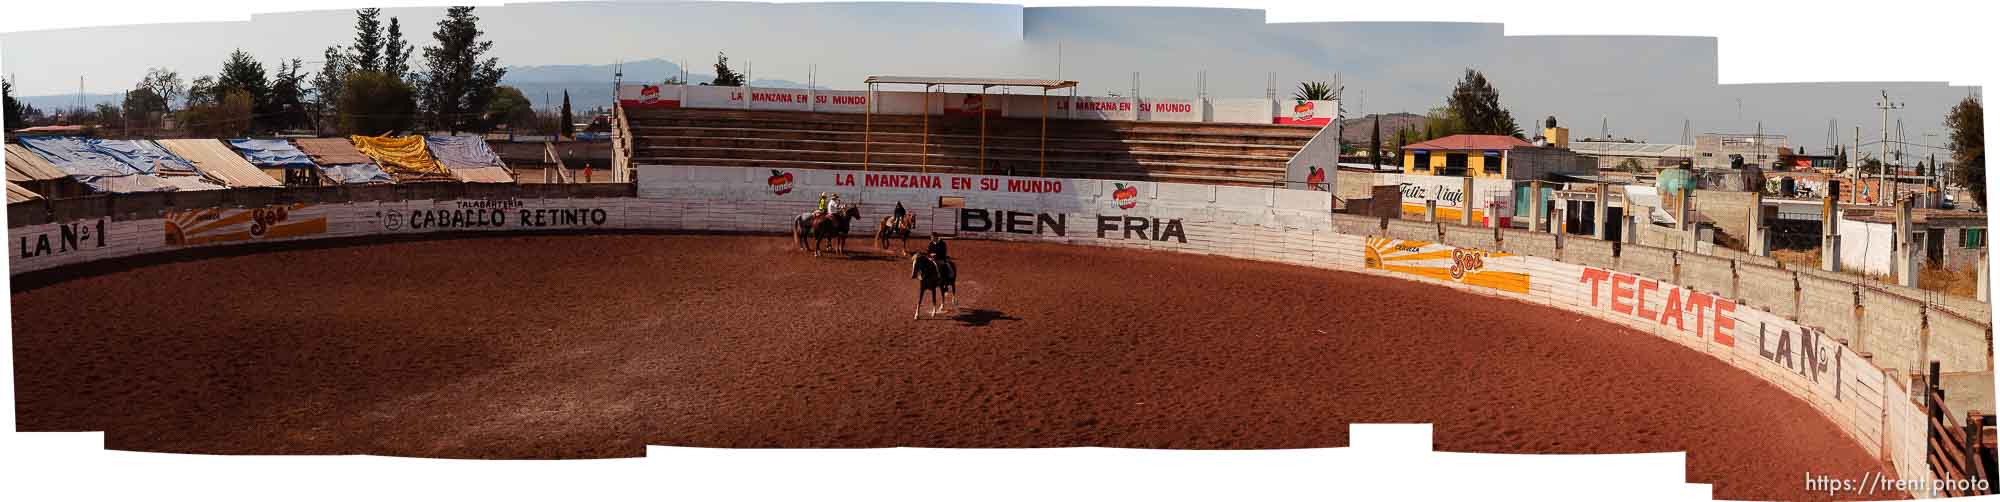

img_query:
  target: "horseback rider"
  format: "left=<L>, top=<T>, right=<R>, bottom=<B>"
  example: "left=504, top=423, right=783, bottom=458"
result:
left=815, top=192, right=831, bottom=216
left=926, top=235, right=949, bottom=263
left=825, top=193, right=845, bottom=218
left=892, top=201, right=907, bottom=227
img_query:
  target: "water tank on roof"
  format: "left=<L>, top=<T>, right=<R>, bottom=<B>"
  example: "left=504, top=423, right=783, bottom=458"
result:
left=1656, top=167, right=1694, bottom=195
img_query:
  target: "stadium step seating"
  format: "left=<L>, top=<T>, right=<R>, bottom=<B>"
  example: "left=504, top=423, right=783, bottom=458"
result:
left=623, top=108, right=1320, bottom=186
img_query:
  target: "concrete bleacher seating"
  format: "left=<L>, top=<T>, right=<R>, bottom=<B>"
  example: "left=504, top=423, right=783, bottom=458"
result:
left=623, top=108, right=1317, bottom=185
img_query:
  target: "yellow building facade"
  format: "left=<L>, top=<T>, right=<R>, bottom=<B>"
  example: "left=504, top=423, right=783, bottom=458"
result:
left=1398, top=134, right=1537, bottom=179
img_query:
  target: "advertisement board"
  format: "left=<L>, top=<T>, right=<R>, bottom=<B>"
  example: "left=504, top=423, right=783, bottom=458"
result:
left=1274, top=99, right=1337, bottom=126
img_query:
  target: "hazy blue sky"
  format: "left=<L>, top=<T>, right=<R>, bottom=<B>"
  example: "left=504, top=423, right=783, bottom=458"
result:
left=0, top=1, right=1976, bottom=153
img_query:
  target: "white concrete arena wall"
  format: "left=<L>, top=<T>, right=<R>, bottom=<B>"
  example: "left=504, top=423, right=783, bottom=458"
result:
left=5, top=164, right=1934, bottom=497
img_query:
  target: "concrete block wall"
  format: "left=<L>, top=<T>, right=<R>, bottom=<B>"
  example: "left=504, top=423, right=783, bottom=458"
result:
left=1736, top=264, right=1799, bottom=319
left=1498, top=229, right=1560, bottom=261
left=1929, top=310, right=1993, bottom=374
left=1618, top=244, right=1677, bottom=283
left=1331, top=213, right=1383, bottom=237
left=1565, top=237, right=1617, bottom=270
left=1635, top=223, right=1685, bottom=250
left=1694, top=189, right=1758, bottom=242
left=1799, top=273, right=1860, bottom=346
left=1860, top=289, right=1927, bottom=378
left=1383, top=218, right=1440, bottom=242
left=1440, top=225, right=1498, bottom=250
left=1677, top=252, right=1736, bottom=299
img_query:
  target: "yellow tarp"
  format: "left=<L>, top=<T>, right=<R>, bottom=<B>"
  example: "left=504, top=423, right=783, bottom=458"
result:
left=350, top=135, right=454, bottom=181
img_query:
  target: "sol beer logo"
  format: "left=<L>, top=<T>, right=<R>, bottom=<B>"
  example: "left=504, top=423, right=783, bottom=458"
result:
left=1111, top=183, right=1139, bottom=210
left=1448, top=248, right=1488, bottom=280
left=1292, top=100, right=1317, bottom=122
left=248, top=205, right=291, bottom=238
left=1306, top=165, right=1327, bottom=190
left=768, top=170, right=796, bottom=195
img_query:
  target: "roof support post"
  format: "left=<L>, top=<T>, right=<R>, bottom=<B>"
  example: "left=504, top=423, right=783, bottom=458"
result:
left=922, top=84, right=931, bottom=174
left=1041, top=88, right=1049, bottom=178
left=863, top=83, right=874, bottom=172
left=980, top=85, right=989, bottom=175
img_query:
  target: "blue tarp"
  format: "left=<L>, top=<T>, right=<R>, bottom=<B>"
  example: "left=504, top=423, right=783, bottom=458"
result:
left=93, top=139, right=199, bottom=175
left=319, top=163, right=395, bottom=184
left=226, top=139, right=317, bottom=168
left=16, top=136, right=142, bottom=177
left=424, top=135, right=506, bottom=169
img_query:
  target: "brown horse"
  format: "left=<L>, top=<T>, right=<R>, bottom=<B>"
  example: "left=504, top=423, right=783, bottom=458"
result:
left=876, top=213, right=917, bottom=252
left=794, top=206, right=861, bottom=256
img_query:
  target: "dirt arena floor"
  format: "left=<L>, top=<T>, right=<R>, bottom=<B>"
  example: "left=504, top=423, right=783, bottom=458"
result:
left=12, top=234, right=1896, bottom=500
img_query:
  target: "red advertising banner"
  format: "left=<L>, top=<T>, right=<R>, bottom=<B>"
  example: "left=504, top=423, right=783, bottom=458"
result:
left=1274, top=99, right=1336, bottom=126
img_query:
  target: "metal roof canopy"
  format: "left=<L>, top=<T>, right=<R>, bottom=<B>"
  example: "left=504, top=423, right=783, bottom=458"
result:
left=863, top=75, right=1080, bottom=177
left=864, top=76, right=1077, bottom=89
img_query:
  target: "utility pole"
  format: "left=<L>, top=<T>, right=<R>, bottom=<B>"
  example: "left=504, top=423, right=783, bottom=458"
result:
left=1876, top=90, right=1904, bottom=207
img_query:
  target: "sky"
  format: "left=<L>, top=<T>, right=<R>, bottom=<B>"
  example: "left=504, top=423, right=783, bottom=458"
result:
left=0, top=1, right=1979, bottom=155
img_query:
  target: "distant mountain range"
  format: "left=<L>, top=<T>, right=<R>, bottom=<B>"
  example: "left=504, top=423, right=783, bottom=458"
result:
left=1338, top=113, right=1427, bottom=146
left=14, top=58, right=818, bottom=116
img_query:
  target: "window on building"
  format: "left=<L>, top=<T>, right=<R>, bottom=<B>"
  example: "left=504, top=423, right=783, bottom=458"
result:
left=1442, top=153, right=1469, bottom=176
left=1962, top=228, right=1986, bottom=249
left=1411, top=151, right=1431, bottom=172
left=1483, top=151, right=1503, bottom=176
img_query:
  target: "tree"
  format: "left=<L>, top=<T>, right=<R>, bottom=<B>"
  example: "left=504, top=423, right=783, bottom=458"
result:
left=1946, top=96, right=1984, bottom=204
left=483, top=85, right=535, bottom=134
left=1369, top=114, right=1382, bottom=168
left=1445, top=69, right=1522, bottom=138
left=123, top=87, right=166, bottom=129
left=181, top=89, right=254, bottom=137
left=136, top=68, right=184, bottom=116
left=95, top=101, right=123, bottom=128
left=384, top=17, right=414, bottom=82
left=1294, top=81, right=1336, bottom=101
left=1835, top=145, right=1847, bottom=169
left=348, top=8, right=385, bottom=73
left=215, top=49, right=271, bottom=125
left=1422, top=107, right=1462, bottom=140
left=267, top=59, right=310, bottom=131
left=313, top=46, right=349, bottom=129
left=709, top=51, right=745, bottom=87
left=186, top=75, right=219, bottom=108
left=417, top=6, right=508, bottom=133
left=338, top=71, right=416, bottom=136
left=4, top=77, right=27, bottom=130
left=560, top=90, right=575, bottom=138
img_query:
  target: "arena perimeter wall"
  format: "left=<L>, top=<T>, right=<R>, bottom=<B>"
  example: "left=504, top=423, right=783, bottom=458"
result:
left=2, top=165, right=1953, bottom=497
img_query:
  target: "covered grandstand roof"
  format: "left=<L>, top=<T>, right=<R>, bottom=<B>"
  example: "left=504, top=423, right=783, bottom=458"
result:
left=8, top=180, right=44, bottom=203
left=5, top=144, right=69, bottom=182
left=294, top=138, right=376, bottom=166
left=158, top=139, right=284, bottom=188
left=351, top=135, right=456, bottom=181
left=864, top=76, right=1078, bottom=89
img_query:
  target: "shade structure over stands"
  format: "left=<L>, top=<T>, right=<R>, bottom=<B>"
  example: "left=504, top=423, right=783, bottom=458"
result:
left=425, top=135, right=516, bottom=184
left=319, top=164, right=395, bottom=185
left=157, top=139, right=284, bottom=188
left=5, top=144, right=69, bottom=182
left=350, top=135, right=456, bottom=182
left=227, top=139, right=316, bottom=168
left=155, top=175, right=227, bottom=191
left=80, top=173, right=177, bottom=193
left=93, top=139, right=199, bottom=175
left=7, top=181, right=44, bottom=203
left=294, top=138, right=394, bottom=185
left=861, top=75, right=1079, bottom=176
left=293, top=138, right=376, bottom=166
left=17, top=136, right=142, bottom=177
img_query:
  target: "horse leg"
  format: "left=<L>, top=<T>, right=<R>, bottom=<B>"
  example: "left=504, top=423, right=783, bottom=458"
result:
left=914, top=286, right=925, bottom=320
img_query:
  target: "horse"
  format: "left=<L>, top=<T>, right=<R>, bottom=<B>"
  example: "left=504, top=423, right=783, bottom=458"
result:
left=876, top=213, right=917, bottom=252
left=794, top=206, right=862, bottom=256
left=910, top=253, right=958, bottom=319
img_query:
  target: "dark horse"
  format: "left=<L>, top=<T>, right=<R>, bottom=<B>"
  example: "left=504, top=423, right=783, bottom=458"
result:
left=876, top=213, right=916, bottom=253
left=910, top=254, right=958, bottom=319
left=794, top=206, right=861, bottom=256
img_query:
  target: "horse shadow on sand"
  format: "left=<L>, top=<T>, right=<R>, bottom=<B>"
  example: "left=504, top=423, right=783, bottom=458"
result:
left=949, top=309, right=1019, bottom=327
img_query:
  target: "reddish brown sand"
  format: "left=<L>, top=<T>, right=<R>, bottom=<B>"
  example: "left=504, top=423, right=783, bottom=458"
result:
left=13, top=234, right=1895, bottom=500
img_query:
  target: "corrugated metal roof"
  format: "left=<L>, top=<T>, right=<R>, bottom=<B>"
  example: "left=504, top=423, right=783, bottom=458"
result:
left=451, top=166, right=516, bottom=184
left=157, top=139, right=285, bottom=188
left=865, top=76, right=1078, bottom=89
left=5, top=144, right=74, bottom=181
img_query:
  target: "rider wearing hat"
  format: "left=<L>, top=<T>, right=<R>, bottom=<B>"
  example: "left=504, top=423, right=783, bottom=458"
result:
left=926, top=235, right=949, bottom=263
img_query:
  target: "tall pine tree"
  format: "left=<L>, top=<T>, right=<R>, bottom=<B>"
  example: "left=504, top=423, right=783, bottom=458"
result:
left=710, top=52, right=745, bottom=87
left=417, top=6, right=507, bottom=133
left=1946, top=96, right=1984, bottom=204
left=384, top=17, right=414, bottom=82
left=1445, top=69, right=1521, bottom=138
left=560, top=90, right=575, bottom=138
left=348, top=8, right=384, bottom=73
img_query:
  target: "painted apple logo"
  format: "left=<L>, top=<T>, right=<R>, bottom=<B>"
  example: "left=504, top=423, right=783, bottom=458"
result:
left=1306, top=165, right=1326, bottom=190
left=1111, top=183, right=1139, bottom=210
left=1293, top=100, right=1317, bottom=121
left=768, top=170, right=795, bottom=196
left=639, top=85, right=661, bottom=103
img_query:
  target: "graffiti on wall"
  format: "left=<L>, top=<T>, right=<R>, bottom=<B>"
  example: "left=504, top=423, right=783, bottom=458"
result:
left=1576, top=267, right=1737, bottom=346
left=15, top=218, right=107, bottom=259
